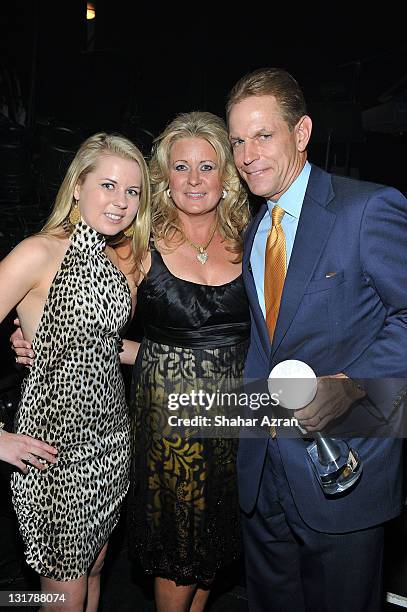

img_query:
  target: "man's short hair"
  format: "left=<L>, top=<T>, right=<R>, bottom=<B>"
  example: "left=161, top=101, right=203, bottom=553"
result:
left=226, top=67, right=307, bottom=129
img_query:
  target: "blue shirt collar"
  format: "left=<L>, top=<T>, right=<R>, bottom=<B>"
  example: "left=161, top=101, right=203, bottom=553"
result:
left=267, top=161, right=311, bottom=219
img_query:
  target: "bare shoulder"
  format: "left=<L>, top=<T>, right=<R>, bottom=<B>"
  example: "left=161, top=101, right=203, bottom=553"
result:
left=106, top=244, right=138, bottom=294
left=109, top=242, right=133, bottom=271
left=3, top=233, right=67, bottom=267
left=106, top=245, right=119, bottom=266
left=108, top=242, right=140, bottom=281
left=0, top=233, right=70, bottom=318
left=106, top=245, right=130, bottom=275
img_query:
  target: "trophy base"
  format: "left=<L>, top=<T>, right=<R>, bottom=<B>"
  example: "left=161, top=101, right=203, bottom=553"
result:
left=307, top=439, right=362, bottom=495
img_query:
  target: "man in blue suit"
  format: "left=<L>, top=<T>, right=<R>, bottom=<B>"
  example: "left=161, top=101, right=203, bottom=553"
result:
left=227, top=67, right=407, bottom=611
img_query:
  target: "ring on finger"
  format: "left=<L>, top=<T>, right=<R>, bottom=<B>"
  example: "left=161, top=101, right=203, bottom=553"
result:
left=27, top=453, right=34, bottom=462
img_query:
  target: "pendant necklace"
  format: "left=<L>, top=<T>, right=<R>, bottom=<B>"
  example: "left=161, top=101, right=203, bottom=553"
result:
left=183, top=220, right=218, bottom=265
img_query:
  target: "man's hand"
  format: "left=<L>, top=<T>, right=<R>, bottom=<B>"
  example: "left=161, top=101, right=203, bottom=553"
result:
left=294, top=374, right=366, bottom=432
left=0, top=431, right=57, bottom=473
left=10, top=318, right=34, bottom=367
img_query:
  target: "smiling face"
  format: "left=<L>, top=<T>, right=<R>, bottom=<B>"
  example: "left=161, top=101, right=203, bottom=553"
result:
left=228, top=94, right=311, bottom=201
left=168, top=137, right=223, bottom=218
left=74, top=153, right=141, bottom=235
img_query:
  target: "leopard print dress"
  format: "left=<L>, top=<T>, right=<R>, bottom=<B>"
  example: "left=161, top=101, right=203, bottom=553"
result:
left=11, top=220, right=131, bottom=581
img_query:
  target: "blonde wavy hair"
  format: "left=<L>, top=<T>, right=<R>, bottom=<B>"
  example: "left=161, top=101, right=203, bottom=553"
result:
left=149, top=111, right=249, bottom=259
left=41, top=132, right=151, bottom=270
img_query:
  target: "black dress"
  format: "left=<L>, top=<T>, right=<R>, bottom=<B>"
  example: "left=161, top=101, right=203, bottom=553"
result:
left=127, top=249, right=250, bottom=586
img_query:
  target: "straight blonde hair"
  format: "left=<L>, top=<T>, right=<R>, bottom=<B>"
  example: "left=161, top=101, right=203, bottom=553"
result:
left=42, top=132, right=151, bottom=270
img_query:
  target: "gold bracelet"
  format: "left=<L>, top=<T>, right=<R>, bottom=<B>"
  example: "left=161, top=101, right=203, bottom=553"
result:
left=0, top=422, right=5, bottom=438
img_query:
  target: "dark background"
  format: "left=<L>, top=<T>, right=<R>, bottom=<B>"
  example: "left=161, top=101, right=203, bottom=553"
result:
left=1, top=0, right=406, bottom=188
left=0, top=3, right=407, bottom=609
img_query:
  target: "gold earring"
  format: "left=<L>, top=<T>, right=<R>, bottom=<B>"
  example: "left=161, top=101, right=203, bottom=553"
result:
left=222, top=189, right=228, bottom=200
left=166, top=188, right=171, bottom=198
left=69, top=201, right=81, bottom=225
left=123, top=224, right=134, bottom=237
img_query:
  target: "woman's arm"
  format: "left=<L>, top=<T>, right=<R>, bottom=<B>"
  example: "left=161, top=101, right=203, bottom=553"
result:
left=0, top=238, right=59, bottom=470
left=120, top=339, right=140, bottom=365
left=0, top=236, right=51, bottom=325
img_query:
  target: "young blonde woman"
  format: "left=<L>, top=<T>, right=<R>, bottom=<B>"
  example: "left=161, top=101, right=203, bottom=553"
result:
left=1, top=132, right=150, bottom=612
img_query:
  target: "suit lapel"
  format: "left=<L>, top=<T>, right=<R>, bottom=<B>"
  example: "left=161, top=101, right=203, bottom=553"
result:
left=270, top=167, right=337, bottom=364
left=243, top=203, right=271, bottom=359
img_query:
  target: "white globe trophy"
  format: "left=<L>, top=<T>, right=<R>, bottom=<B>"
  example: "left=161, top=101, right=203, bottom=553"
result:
left=268, top=360, right=362, bottom=495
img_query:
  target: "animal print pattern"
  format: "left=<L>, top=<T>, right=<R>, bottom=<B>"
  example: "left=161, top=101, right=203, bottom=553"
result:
left=11, top=220, right=131, bottom=580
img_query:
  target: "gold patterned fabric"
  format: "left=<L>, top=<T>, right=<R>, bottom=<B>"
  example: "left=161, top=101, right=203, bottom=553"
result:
left=127, top=249, right=250, bottom=586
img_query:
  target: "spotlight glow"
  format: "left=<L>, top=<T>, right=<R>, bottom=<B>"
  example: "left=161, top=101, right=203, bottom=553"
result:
left=87, top=2, right=96, bottom=20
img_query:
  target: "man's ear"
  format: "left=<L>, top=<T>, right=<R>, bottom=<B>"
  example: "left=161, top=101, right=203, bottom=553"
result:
left=296, top=115, right=312, bottom=152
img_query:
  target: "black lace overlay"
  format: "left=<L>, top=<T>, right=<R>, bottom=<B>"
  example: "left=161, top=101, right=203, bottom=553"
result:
left=127, top=249, right=250, bottom=586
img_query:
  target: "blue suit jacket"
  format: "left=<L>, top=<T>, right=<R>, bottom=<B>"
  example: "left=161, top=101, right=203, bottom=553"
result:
left=239, top=164, right=407, bottom=532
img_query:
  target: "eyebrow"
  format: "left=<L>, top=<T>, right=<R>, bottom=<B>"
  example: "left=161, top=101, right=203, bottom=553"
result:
left=172, top=159, right=217, bottom=164
left=100, top=177, right=141, bottom=188
left=229, top=128, right=271, bottom=140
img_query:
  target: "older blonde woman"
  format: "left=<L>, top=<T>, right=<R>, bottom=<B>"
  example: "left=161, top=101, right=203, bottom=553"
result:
left=127, top=112, right=250, bottom=612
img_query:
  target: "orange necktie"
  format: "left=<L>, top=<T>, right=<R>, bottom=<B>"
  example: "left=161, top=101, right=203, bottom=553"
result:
left=264, top=205, right=286, bottom=342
